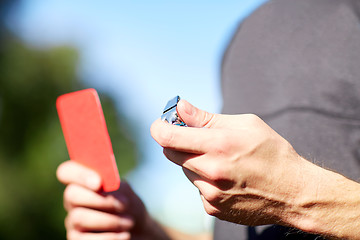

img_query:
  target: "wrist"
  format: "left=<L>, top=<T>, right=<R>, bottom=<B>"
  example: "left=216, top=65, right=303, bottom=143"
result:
left=285, top=161, right=360, bottom=239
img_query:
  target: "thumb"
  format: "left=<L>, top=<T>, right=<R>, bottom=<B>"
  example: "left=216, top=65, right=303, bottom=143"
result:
left=177, top=99, right=215, bottom=128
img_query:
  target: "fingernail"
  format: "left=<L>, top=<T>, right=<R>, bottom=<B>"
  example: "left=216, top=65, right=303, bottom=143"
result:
left=114, top=195, right=129, bottom=212
left=113, top=200, right=123, bottom=212
left=121, top=215, right=135, bottom=228
left=86, top=174, right=100, bottom=189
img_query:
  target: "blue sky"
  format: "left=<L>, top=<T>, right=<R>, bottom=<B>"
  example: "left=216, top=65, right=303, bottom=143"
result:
left=7, top=0, right=267, bottom=233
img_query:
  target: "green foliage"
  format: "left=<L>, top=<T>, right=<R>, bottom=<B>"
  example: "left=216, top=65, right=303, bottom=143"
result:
left=0, top=35, right=137, bottom=239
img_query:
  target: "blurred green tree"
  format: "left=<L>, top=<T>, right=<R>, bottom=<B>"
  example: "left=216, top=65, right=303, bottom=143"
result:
left=0, top=2, right=137, bottom=239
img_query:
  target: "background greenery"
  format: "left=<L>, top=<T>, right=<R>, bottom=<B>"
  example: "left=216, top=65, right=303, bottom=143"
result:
left=0, top=1, right=137, bottom=239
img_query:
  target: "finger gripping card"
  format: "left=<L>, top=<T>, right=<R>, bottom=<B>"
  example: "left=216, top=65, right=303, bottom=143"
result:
left=56, top=89, right=120, bottom=192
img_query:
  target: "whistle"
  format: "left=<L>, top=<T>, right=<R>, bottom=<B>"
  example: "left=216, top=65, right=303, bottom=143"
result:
left=161, top=96, right=187, bottom=126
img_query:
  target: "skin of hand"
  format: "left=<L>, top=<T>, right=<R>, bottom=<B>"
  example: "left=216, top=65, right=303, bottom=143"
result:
left=56, top=161, right=212, bottom=240
left=150, top=99, right=360, bottom=240
left=56, top=161, right=171, bottom=240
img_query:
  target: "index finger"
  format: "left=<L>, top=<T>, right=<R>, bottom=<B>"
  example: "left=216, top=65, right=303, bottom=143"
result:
left=150, top=119, right=220, bottom=154
left=57, top=161, right=102, bottom=191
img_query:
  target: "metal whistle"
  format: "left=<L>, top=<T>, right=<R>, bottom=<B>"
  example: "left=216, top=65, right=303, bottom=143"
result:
left=161, top=96, right=187, bottom=126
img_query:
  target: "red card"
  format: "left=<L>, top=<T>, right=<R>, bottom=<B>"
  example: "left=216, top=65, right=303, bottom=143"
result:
left=56, top=89, right=120, bottom=192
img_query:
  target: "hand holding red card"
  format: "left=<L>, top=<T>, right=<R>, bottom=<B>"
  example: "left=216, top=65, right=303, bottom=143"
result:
left=56, top=89, right=120, bottom=192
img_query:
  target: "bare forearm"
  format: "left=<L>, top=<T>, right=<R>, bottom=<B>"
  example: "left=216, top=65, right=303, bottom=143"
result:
left=282, top=160, right=360, bottom=239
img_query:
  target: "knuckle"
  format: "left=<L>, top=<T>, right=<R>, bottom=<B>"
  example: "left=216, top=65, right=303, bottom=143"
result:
left=205, top=165, right=235, bottom=191
left=63, top=185, right=74, bottom=201
left=205, top=164, right=226, bottom=182
left=158, top=128, right=175, bottom=148
left=202, top=187, right=221, bottom=204
left=67, top=208, right=84, bottom=229
left=202, top=112, right=216, bottom=128
left=63, top=184, right=79, bottom=206
left=244, top=113, right=262, bottom=125
left=202, top=200, right=220, bottom=217
left=151, top=121, right=176, bottom=148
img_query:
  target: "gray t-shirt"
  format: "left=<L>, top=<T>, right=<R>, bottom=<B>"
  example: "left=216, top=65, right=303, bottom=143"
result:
left=215, top=0, right=360, bottom=239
